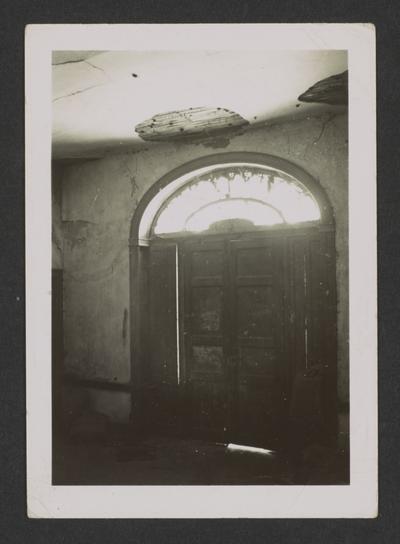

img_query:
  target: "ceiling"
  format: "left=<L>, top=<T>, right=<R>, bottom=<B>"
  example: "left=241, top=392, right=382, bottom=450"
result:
left=52, top=50, right=347, bottom=159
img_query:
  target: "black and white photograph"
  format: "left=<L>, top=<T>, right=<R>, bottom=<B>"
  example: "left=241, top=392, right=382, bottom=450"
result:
left=25, top=24, right=376, bottom=518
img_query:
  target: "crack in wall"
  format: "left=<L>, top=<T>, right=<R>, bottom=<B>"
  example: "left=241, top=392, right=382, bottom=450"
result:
left=312, top=114, right=336, bottom=145
left=122, top=159, right=139, bottom=196
left=52, top=226, right=63, bottom=253
left=302, top=114, right=337, bottom=158
left=89, top=187, right=101, bottom=211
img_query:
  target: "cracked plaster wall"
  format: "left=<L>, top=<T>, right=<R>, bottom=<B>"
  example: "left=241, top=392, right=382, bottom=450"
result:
left=59, top=112, right=348, bottom=421
left=52, top=165, right=63, bottom=269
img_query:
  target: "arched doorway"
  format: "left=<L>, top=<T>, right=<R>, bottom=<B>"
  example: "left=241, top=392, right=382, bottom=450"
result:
left=130, top=153, right=337, bottom=450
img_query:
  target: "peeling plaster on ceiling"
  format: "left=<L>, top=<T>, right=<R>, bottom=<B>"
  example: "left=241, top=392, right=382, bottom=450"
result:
left=135, top=107, right=249, bottom=142
left=298, top=71, right=348, bottom=106
left=52, top=50, right=348, bottom=159
left=52, top=51, right=106, bottom=65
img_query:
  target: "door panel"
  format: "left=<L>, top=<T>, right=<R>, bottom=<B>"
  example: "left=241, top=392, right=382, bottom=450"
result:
left=285, top=231, right=338, bottom=445
left=235, top=378, right=281, bottom=445
left=229, top=238, right=285, bottom=447
left=147, top=244, right=179, bottom=432
left=182, top=239, right=227, bottom=440
left=192, top=286, right=223, bottom=332
left=192, top=345, right=224, bottom=375
left=191, top=249, right=224, bottom=278
left=236, top=245, right=273, bottom=277
left=189, top=380, right=226, bottom=437
left=236, top=285, right=274, bottom=337
left=238, top=346, right=276, bottom=376
left=182, top=236, right=286, bottom=446
left=148, top=245, right=178, bottom=385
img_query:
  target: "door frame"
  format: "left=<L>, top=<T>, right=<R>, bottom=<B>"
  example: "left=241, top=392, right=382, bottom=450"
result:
left=129, top=153, right=336, bottom=437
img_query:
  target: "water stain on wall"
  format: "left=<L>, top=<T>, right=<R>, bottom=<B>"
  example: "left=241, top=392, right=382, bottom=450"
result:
left=63, top=220, right=96, bottom=250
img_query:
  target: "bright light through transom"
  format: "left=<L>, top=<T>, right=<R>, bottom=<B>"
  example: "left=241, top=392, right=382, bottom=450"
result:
left=153, top=166, right=320, bottom=235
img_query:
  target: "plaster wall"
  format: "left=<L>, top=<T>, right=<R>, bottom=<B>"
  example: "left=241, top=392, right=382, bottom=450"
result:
left=52, top=165, right=63, bottom=270
left=59, top=112, right=348, bottom=421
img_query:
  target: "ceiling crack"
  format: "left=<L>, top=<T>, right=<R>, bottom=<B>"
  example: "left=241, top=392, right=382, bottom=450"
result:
left=84, top=61, right=111, bottom=81
left=52, top=58, right=89, bottom=66
left=53, top=84, right=105, bottom=103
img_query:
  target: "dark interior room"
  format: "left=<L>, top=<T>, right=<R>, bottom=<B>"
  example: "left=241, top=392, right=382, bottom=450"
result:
left=51, top=49, right=349, bottom=485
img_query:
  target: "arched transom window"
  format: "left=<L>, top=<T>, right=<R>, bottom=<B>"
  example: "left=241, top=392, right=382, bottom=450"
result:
left=152, top=165, right=321, bottom=236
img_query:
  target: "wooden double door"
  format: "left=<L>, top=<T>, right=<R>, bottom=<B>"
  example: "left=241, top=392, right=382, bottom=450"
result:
left=146, top=229, right=337, bottom=448
left=181, top=235, right=286, bottom=447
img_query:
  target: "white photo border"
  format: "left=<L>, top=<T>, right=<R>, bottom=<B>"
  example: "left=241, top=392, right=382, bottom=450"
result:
left=25, top=23, right=377, bottom=518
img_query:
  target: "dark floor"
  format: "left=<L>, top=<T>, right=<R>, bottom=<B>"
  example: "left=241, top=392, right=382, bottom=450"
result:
left=53, top=433, right=349, bottom=486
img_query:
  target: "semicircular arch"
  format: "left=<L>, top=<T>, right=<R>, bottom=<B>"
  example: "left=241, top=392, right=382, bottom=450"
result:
left=130, top=152, right=334, bottom=246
